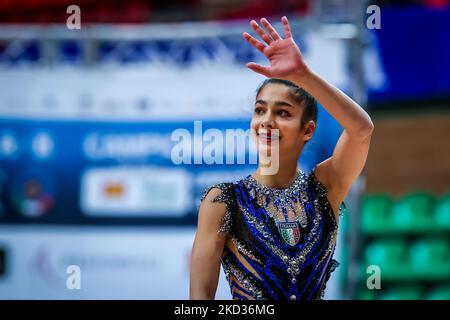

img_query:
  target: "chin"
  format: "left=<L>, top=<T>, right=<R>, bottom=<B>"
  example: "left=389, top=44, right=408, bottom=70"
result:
left=257, top=143, right=280, bottom=158
left=258, top=148, right=273, bottom=158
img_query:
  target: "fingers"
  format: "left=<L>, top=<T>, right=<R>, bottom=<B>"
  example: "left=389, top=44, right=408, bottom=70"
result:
left=246, top=62, right=271, bottom=78
left=260, top=18, right=281, bottom=41
left=281, top=16, right=292, bottom=39
left=250, top=20, right=274, bottom=45
left=242, top=32, right=266, bottom=54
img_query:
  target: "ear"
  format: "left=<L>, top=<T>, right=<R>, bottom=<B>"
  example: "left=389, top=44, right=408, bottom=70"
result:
left=303, top=120, right=316, bottom=142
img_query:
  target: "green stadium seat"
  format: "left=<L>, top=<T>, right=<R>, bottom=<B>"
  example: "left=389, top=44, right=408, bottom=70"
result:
left=409, top=238, right=450, bottom=278
left=361, top=194, right=393, bottom=234
left=358, top=191, right=449, bottom=300
left=390, top=192, right=436, bottom=232
left=364, top=239, right=410, bottom=278
left=434, top=193, right=450, bottom=231
left=379, top=286, right=423, bottom=300
left=357, top=287, right=384, bottom=300
left=426, top=286, right=450, bottom=300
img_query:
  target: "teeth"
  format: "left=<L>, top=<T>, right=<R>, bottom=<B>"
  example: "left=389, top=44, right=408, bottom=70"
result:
left=258, top=130, right=279, bottom=138
left=259, top=134, right=279, bottom=139
left=257, top=129, right=280, bottom=143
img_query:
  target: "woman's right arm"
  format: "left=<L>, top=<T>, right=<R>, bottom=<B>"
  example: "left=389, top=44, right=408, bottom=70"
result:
left=189, top=188, right=228, bottom=300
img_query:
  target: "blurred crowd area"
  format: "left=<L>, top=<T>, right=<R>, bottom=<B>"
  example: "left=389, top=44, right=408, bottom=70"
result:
left=0, top=0, right=310, bottom=24
left=0, top=0, right=448, bottom=24
left=0, top=0, right=449, bottom=300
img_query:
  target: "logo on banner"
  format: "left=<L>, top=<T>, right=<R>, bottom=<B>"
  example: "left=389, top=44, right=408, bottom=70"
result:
left=103, top=182, right=126, bottom=198
left=12, top=171, right=55, bottom=218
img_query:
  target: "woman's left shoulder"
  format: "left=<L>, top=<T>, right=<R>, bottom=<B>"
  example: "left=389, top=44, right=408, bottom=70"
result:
left=307, top=162, right=347, bottom=221
left=309, top=160, right=348, bottom=201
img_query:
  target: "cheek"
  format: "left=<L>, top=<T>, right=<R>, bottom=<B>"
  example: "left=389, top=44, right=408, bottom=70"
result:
left=250, top=118, right=259, bottom=131
left=280, top=122, right=303, bottom=144
left=280, top=120, right=301, bottom=135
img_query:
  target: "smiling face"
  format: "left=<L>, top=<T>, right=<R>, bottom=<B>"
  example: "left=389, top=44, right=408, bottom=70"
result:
left=250, top=83, right=315, bottom=160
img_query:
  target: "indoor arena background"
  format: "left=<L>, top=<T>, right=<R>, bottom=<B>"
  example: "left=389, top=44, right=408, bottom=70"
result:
left=0, top=0, right=449, bottom=299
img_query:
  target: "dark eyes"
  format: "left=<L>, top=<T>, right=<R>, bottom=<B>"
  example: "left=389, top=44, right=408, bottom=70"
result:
left=254, top=107, right=290, bottom=117
left=254, top=107, right=264, bottom=115
left=277, top=110, right=289, bottom=117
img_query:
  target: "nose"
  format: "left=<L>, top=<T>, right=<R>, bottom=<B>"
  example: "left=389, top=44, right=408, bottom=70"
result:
left=260, top=112, right=275, bottom=129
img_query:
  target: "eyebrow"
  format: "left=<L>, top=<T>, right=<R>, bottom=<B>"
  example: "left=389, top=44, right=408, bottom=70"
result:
left=255, top=99, right=294, bottom=108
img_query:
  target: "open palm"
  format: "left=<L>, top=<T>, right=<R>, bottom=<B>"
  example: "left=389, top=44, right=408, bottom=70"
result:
left=243, top=16, right=308, bottom=81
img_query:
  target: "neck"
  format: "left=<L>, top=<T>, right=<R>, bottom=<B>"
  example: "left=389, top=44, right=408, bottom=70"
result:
left=254, top=160, right=299, bottom=189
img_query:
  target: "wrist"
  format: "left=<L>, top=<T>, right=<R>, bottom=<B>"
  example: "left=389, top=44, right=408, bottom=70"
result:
left=288, top=66, right=314, bottom=88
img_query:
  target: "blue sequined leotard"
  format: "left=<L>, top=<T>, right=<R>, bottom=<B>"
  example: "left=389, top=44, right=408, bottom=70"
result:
left=200, top=167, right=343, bottom=300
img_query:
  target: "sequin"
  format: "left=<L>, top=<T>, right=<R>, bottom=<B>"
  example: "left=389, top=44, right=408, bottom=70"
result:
left=199, top=167, right=341, bottom=300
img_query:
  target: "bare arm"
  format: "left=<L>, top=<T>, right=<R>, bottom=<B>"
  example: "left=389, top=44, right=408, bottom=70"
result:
left=293, top=70, right=374, bottom=200
left=243, top=16, right=374, bottom=202
left=189, top=188, right=228, bottom=300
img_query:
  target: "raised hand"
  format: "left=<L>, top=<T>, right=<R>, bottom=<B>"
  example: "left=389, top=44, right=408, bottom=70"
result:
left=243, top=16, right=309, bottom=82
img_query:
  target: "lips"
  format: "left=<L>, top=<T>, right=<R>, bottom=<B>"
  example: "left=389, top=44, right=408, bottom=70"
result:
left=257, top=130, right=280, bottom=144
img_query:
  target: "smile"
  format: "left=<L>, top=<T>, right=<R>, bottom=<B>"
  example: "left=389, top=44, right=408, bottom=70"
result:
left=257, top=130, right=281, bottom=144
